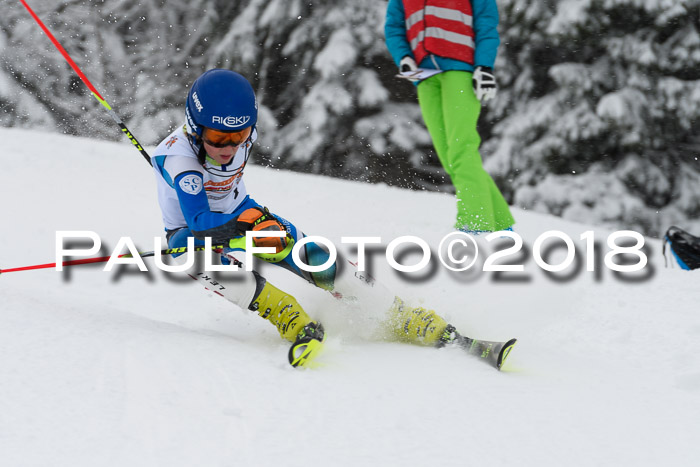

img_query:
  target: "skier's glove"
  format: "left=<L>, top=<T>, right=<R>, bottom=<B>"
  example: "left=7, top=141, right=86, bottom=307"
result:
left=400, top=56, right=418, bottom=73
left=472, top=66, right=497, bottom=101
left=232, top=207, right=290, bottom=254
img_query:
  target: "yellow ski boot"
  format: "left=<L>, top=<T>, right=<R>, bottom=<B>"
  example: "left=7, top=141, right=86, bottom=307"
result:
left=248, top=272, right=324, bottom=368
left=385, top=297, right=450, bottom=346
left=386, top=297, right=516, bottom=370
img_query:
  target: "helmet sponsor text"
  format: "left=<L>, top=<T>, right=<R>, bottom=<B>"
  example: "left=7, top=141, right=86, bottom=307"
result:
left=192, top=92, right=203, bottom=112
left=185, top=107, right=198, bottom=133
left=213, top=115, right=251, bottom=128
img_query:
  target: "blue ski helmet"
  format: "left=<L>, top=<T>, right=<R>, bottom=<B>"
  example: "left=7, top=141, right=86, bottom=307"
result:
left=185, top=69, right=257, bottom=139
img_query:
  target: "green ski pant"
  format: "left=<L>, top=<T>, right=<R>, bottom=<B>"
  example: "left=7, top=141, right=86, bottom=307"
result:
left=417, top=70, right=514, bottom=231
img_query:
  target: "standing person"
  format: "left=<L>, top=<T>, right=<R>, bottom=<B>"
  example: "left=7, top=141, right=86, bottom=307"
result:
left=384, top=0, right=515, bottom=233
left=151, top=68, right=515, bottom=369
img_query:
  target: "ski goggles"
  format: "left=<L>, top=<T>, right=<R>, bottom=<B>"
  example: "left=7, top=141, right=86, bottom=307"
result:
left=202, top=127, right=252, bottom=148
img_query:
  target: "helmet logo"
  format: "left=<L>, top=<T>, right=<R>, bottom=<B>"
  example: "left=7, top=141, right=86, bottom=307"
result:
left=179, top=174, right=203, bottom=195
left=185, top=107, right=198, bottom=133
left=192, top=92, right=204, bottom=112
left=212, top=115, right=251, bottom=128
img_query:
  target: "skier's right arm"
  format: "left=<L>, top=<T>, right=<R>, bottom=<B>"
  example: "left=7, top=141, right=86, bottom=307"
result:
left=384, top=0, right=413, bottom=67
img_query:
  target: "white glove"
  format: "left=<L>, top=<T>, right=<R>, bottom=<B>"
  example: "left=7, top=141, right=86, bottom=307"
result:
left=400, top=56, right=418, bottom=73
left=472, top=66, right=497, bottom=101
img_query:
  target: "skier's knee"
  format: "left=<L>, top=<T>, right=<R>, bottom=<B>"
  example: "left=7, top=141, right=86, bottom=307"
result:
left=300, top=240, right=337, bottom=290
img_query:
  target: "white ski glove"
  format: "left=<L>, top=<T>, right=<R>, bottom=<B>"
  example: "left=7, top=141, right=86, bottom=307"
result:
left=399, top=56, right=418, bottom=73
left=472, top=66, right=498, bottom=101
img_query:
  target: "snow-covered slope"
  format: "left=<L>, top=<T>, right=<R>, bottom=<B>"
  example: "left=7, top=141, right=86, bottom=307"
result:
left=1, top=128, right=699, bottom=466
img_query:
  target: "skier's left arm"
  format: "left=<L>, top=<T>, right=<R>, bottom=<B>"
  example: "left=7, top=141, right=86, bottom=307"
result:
left=172, top=171, right=244, bottom=242
left=156, top=154, right=243, bottom=242
left=472, top=0, right=500, bottom=68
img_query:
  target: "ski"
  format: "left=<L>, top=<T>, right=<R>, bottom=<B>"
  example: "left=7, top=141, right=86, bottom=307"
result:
left=288, top=337, right=324, bottom=368
left=288, top=322, right=325, bottom=368
left=456, top=336, right=517, bottom=370
left=439, top=325, right=516, bottom=370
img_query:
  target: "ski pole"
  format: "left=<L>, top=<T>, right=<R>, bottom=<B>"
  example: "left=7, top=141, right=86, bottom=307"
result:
left=0, top=245, right=226, bottom=275
left=18, top=0, right=152, bottom=167
left=122, top=245, right=226, bottom=259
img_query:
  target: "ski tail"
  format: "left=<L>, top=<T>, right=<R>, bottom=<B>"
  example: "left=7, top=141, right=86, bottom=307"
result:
left=458, top=336, right=517, bottom=370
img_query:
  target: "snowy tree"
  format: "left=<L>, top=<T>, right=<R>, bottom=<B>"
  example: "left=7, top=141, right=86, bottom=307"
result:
left=0, top=0, right=225, bottom=142
left=0, top=0, right=435, bottom=189
left=484, top=0, right=700, bottom=235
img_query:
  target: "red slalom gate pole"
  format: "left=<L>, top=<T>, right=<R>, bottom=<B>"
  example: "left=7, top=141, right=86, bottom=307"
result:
left=0, top=245, right=226, bottom=276
left=0, top=255, right=121, bottom=275
left=18, top=0, right=152, bottom=166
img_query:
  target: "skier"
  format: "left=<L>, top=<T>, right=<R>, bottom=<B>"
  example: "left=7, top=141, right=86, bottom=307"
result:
left=151, top=68, right=515, bottom=368
left=384, top=0, right=515, bottom=233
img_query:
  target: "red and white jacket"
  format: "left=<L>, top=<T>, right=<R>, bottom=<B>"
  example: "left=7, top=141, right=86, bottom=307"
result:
left=403, top=0, right=476, bottom=65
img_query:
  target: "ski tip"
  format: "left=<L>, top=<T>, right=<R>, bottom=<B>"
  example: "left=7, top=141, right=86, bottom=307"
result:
left=288, top=337, right=324, bottom=369
left=496, top=338, right=517, bottom=371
